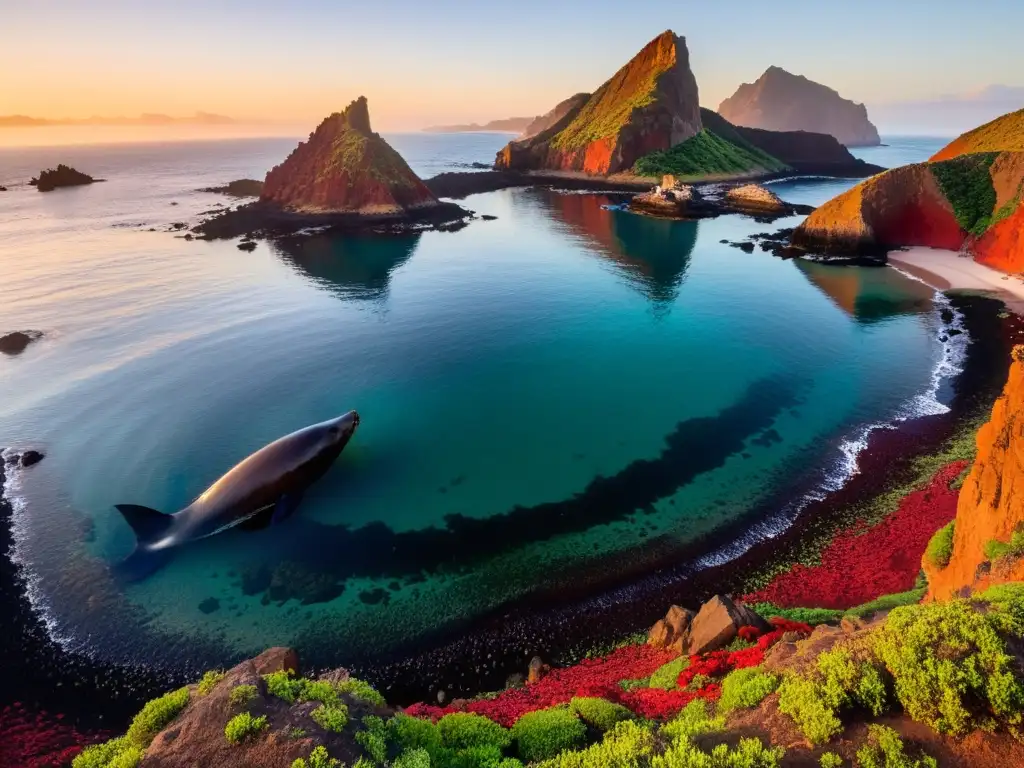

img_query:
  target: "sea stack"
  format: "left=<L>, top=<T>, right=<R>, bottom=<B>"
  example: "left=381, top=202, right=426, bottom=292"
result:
left=718, top=66, right=880, bottom=147
left=495, top=30, right=702, bottom=175
left=261, top=97, right=440, bottom=214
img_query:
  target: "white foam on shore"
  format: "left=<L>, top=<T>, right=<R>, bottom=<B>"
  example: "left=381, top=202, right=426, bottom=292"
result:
left=0, top=456, right=83, bottom=654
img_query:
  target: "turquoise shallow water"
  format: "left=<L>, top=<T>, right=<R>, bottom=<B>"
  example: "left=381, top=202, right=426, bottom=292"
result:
left=0, top=134, right=952, bottom=668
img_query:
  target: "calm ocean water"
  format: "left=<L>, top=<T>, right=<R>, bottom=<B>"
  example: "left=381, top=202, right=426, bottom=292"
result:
left=0, top=133, right=951, bottom=671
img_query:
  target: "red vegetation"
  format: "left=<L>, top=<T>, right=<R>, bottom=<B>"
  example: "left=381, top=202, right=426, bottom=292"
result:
left=0, top=705, right=108, bottom=768
left=404, top=619, right=811, bottom=725
left=742, top=461, right=967, bottom=609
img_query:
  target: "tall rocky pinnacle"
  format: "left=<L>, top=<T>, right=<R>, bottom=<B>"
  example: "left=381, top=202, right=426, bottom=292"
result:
left=495, top=31, right=702, bottom=175
left=924, top=347, right=1024, bottom=600
left=261, top=97, right=438, bottom=214
left=718, top=66, right=880, bottom=147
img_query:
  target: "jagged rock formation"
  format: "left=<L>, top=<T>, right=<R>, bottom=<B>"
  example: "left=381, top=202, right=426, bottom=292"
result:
left=519, top=93, right=591, bottom=140
left=495, top=31, right=701, bottom=175
left=924, top=347, right=1024, bottom=600
left=724, top=183, right=787, bottom=214
left=647, top=595, right=771, bottom=655
left=261, top=97, right=439, bottom=214
left=718, top=66, right=880, bottom=147
left=29, top=164, right=96, bottom=192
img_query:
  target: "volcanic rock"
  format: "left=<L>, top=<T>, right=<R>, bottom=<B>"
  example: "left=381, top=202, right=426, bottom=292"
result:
left=201, top=179, right=264, bottom=197
left=724, top=183, right=787, bottom=214
left=262, top=97, right=439, bottom=215
left=495, top=31, right=701, bottom=175
left=924, top=346, right=1024, bottom=599
left=29, top=164, right=96, bottom=192
left=684, top=595, right=771, bottom=655
left=18, top=450, right=45, bottom=468
left=647, top=604, right=695, bottom=651
left=0, top=330, right=43, bottom=355
left=718, top=66, right=880, bottom=147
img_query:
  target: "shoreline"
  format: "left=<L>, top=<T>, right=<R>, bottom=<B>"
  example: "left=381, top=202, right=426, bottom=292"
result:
left=3, top=297, right=1021, bottom=726
left=888, top=247, right=1024, bottom=313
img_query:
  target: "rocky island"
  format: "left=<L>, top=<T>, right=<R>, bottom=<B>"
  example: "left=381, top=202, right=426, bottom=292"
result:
left=630, top=175, right=812, bottom=220
left=195, top=98, right=470, bottom=240
left=792, top=107, right=1024, bottom=269
left=30, top=164, right=98, bottom=192
left=718, top=66, right=881, bottom=147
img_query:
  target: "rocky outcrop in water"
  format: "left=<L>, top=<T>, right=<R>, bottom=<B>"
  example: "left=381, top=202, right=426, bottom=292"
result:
left=30, top=164, right=96, bottom=192
left=718, top=66, right=880, bottom=147
left=201, top=179, right=264, bottom=197
left=924, top=346, right=1024, bottom=600
left=724, top=183, right=787, bottom=214
left=261, top=97, right=439, bottom=214
left=495, top=31, right=701, bottom=175
left=0, top=330, right=43, bottom=355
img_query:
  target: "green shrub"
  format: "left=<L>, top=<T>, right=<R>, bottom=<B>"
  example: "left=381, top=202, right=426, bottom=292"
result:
left=618, top=678, right=650, bottom=692
left=843, top=588, right=926, bottom=619
left=337, top=677, right=387, bottom=707
left=873, top=599, right=1024, bottom=733
left=356, top=715, right=390, bottom=763
left=983, top=528, right=1024, bottom=564
left=820, top=753, right=844, bottom=768
left=976, top=582, right=1024, bottom=605
left=300, top=679, right=341, bottom=707
left=125, top=686, right=190, bottom=746
left=229, top=684, right=257, bottom=707
left=224, top=712, right=268, bottom=744
left=292, top=745, right=342, bottom=768
left=777, top=675, right=842, bottom=745
left=748, top=603, right=843, bottom=626
left=310, top=704, right=349, bottom=733
left=445, top=743, right=506, bottom=768
left=570, top=697, right=634, bottom=730
left=438, top=712, right=512, bottom=751
left=390, top=712, right=443, bottom=756
left=923, top=522, right=955, bottom=569
left=652, top=736, right=785, bottom=768
left=533, top=720, right=654, bottom=768
left=855, top=725, right=937, bottom=768
left=661, top=700, right=724, bottom=743
left=717, top=667, right=780, bottom=713
left=72, top=737, right=144, bottom=768
left=512, top=707, right=587, bottom=762
left=393, top=748, right=433, bottom=768
left=634, top=130, right=786, bottom=178
left=196, top=670, right=226, bottom=696
left=263, top=669, right=305, bottom=703
left=288, top=727, right=307, bottom=739
left=649, top=657, right=690, bottom=690
left=931, top=154, right=999, bottom=235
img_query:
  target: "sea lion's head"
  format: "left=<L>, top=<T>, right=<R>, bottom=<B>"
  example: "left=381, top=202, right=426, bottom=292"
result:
left=325, top=410, right=360, bottom=448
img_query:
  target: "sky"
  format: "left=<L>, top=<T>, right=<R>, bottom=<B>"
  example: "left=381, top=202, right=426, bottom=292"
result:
left=3, top=0, right=1024, bottom=135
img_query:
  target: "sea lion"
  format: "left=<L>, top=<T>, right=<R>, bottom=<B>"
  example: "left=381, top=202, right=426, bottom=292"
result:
left=113, top=411, right=359, bottom=580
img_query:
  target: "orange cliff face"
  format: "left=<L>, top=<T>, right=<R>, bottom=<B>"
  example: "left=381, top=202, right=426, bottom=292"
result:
left=924, top=347, right=1024, bottom=601
left=495, top=31, right=701, bottom=176
left=261, top=97, right=438, bottom=215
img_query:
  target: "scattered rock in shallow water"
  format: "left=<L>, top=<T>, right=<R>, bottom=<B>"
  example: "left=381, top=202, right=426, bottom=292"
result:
left=200, top=179, right=264, bottom=198
left=731, top=241, right=755, bottom=253
left=30, top=164, right=97, bottom=192
left=237, top=240, right=257, bottom=252
left=0, top=330, right=43, bottom=355
left=19, top=450, right=45, bottom=468
left=0, top=186, right=7, bottom=191
left=198, top=597, right=220, bottom=614
left=480, top=214, right=498, bottom=221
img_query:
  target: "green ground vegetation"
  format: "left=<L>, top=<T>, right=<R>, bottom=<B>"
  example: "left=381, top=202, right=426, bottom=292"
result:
left=569, top=697, right=635, bottom=731
left=311, top=704, right=350, bottom=733
left=292, top=745, right=343, bottom=768
left=717, top=667, right=780, bottom=713
left=924, top=521, right=956, bottom=568
left=930, top=153, right=999, bottom=235
left=633, top=130, right=786, bottom=178
left=224, top=712, right=268, bottom=745
left=648, top=657, right=689, bottom=690
left=512, top=708, right=588, bottom=762
left=196, top=670, right=225, bottom=696
left=855, top=725, right=937, bottom=768
left=229, top=683, right=257, bottom=707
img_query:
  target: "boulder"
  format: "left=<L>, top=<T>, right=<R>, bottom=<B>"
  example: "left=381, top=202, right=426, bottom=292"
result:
left=647, top=604, right=694, bottom=651
left=724, top=183, right=787, bottom=214
left=527, top=656, right=550, bottom=684
left=19, top=450, right=45, bottom=468
left=684, top=595, right=771, bottom=656
left=0, top=330, right=43, bottom=355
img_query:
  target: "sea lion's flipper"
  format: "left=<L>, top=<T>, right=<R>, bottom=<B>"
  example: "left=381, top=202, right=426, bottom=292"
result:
left=271, top=492, right=305, bottom=524
left=114, top=504, right=172, bottom=545
left=113, top=548, right=172, bottom=582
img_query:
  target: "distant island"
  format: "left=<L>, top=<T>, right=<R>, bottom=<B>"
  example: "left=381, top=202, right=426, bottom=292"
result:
left=718, top=66, right=881, bottom=147
left=30, top=164, right=97, bottom=192
left=422, top=116, right=534, bottom=133
left=0, top=112, right=236, bottom=127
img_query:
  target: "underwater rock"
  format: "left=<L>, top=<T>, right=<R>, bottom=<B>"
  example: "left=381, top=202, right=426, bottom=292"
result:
left=358, top=587, right=390, bottom=606
left=237, top=240, right=257, bottom=252
left=197, top=597, right=219, bottom=614
left=18, top=450, right=45, bottom=468
left=262, top=561, right=345, bottom=606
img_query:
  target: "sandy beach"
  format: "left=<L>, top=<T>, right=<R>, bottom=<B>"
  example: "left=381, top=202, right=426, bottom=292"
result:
left=889, top=247, right=1024, bottom=313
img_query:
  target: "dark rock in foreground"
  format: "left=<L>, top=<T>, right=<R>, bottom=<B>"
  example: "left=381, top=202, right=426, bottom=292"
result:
left=0, top=330, right=43, bottom=355
left=201, top=179, right=264, bottom=197
left=30, top=164, right=97, bottom=192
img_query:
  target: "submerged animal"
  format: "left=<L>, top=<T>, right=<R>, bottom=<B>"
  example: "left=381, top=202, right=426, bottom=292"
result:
left=113, top=411, right=360, bottom=580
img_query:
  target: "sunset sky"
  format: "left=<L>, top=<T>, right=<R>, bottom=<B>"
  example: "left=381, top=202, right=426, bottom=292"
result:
left=4, top=0, right=1024, bottom=134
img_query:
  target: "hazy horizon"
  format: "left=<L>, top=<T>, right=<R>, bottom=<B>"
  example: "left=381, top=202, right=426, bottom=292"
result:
left=4, top=0, right=1024, bottom=144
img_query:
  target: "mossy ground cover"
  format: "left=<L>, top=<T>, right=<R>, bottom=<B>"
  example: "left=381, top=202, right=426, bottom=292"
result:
left=633, top=130, right=786, bottom=178
left=930, top=153, right=999, bottom=235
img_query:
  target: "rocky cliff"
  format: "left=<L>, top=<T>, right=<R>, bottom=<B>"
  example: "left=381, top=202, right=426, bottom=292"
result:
left=718, top=66, right=880, bottom=147
left=924, top=347, right=1024, bottom=600
left=261, top=97, right=439, bottom=214
left=793, top=111, right=1024, bottom=265
left=495, top=31, right=702, bottom=175
left=519, top=93, right=591, bottom=140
